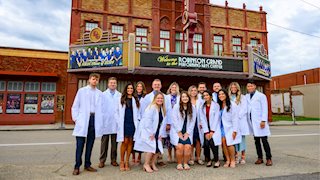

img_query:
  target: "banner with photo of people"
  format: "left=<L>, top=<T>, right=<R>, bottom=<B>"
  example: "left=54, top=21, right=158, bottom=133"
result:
left=69, top=43, right=123, bottom=69
left=6, top=94, right=21, bottom=113
left=40, top=94, right=54, bottom=114
left=24, top=94, right=38, bottom=114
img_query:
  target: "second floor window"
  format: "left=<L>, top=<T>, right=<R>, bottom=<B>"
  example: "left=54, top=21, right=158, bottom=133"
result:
left=250, top=39, right=259, bottom=46
left=85, top=22, right=98, bottom=32
left=112, top=25, right=124, bottom=41
left=213, top=35, right=223, bottom=56
left=232, top=37, right=242, bottom=51
left=136, top=27, right=148, bottom=50
left=160, top=30, right=170, bottom=52
left=193, top=34, right=203, bottom=55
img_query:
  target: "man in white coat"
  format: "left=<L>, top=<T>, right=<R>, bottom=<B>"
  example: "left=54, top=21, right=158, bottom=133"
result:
left=99, top=77, right=121, bottom=168
left=246, top=80, right=272, bottom=166
left=197, top=82, right=207, bottom=101
left=212, top=82, right=222, bottom=103
left=72, top=73, right=104, bottom=175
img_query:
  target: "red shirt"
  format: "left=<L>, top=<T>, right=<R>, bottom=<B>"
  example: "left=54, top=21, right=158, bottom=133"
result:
left=206, top=105, right=210, bottom=122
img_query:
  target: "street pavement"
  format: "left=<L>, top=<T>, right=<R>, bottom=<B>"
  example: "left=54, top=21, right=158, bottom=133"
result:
left=0, top=124, right=319, bottom=180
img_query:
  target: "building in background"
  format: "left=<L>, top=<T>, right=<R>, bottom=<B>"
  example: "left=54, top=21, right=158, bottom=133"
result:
left=0, top=47, right=68, bottom=125
left=270, top=68, right=320, bottom=118
left=66, top=0, right=272, bottom=123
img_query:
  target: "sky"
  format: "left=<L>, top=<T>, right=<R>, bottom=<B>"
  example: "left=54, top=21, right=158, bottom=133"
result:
left=0, top=0, right=319, bottom=76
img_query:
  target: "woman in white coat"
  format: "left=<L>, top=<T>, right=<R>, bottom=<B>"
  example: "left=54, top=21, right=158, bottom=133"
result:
left=229, top=82, right=250, bottom=164
left=134, top=92, right=167, bottom=173
left=246, top=80, right=272, bottom=166
left=131, top=81, right=147, bottom=165
left=165, top=82, right=180, bottom=163
left=187, top=85, right=204, bottom=165
left=200, top=90, right=221, bottom=168
left=170, top=91, right=196, bottom=170
left=217, top=89, right=241, bottom=168
left=117, top=83, right=140, bottom=171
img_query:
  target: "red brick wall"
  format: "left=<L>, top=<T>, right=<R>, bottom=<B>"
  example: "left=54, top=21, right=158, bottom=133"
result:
left=270, top=68, right=320, bottom=90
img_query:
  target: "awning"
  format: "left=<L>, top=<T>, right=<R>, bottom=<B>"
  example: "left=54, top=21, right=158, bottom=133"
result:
left=0, top=71, right=58, bottom=77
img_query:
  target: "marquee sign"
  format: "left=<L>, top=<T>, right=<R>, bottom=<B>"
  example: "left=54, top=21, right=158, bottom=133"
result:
left=140, top=52, right=243, bottom=72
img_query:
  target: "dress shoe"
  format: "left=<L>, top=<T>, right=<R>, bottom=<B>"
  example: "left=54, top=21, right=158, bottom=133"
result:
left=85, top=166, right=97, bottom=172
left=266, top=159, right=273, bottom=166
left=255, top=158, right=264, bottom=164
left=111, top=161, right=119, bottom=166
left=72, top=168, right=80, bottom=175
left=98, top=162, right=105, bottom=168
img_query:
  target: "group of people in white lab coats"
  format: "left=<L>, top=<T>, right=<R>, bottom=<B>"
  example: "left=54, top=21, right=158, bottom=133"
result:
left=71, top=73, right=272, bottom=176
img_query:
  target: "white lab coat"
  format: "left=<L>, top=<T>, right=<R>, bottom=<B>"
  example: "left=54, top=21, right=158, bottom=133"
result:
left=116, top=97, right=140, bottom=142
left=194, top=98, right=205, bottom=145
left=232, top=95, right=251, bottom=136
left=199, top=101, right=222, bottom=146
left=165, top=94, right=180, bottom=125
left=134, top=104, right=167, bottom=154
left=212, top=92, right=218, bottom=103
left=72, top=85, right=103, bottom=138
left=220, top=102, right=242, bottom=146
left=246, top=90, right=270, bottom=137
left=170, top=105, right=196, bottom=146
left=101, top=89, right=121, bottom=135
left=140, top=92, right=156, bottom=118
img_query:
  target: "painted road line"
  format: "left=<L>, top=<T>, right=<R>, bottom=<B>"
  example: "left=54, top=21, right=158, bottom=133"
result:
left=0, top=142, right=73, bottom=147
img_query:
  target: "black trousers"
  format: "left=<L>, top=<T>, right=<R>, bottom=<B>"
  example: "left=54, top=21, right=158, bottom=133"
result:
left=75, top=114, right=95, bottom=169
left=203, top=137, right=219, bottom=162
left=254, top=136, right=272, bottom=160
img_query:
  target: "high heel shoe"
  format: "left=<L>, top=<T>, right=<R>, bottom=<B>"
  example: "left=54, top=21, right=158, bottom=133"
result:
left=120, top=161, right=125, bottom=171
left=125, top=161, right=130, bottom=171
left=151, top=164, right=159, bottom=171
left=143, top=164, right=153, bottom=173
left=230, top=161, right=236, bottom=168
left=223, top=161, right=230, bottom=168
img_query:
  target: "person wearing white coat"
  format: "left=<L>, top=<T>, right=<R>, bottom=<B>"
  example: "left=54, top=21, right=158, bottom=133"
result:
left=72, top=73, right=103, bottom=175
left=217, top=89, right=241, bottom=168
left=188, top=85, right=205, bottom=165
left=99, top=77, right=121, bottom=168
left=212, top=82, right=222, bottom=103
left=170, top=92, right=196, bottom=170
left=229, top=82, right=250, bottom=165
left=164, top=82, right=180, bottom=163
left=131, top=81, right=147, bottom=165
left=134, top=92, right=168, bottom=173
left=117, top=83, right=141, bottom=171
left=246, top=80, right=272, bottom=166
left=200, top=90, right=221, bottom=168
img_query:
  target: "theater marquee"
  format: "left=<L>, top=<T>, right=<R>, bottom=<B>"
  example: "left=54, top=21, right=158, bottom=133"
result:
left=140, top=52, right=243, bottom=72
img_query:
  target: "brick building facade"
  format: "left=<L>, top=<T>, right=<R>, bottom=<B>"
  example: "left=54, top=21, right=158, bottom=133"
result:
left=66, top=0, right=272, bottom=123
left=0, top=47, right=68, bottom=125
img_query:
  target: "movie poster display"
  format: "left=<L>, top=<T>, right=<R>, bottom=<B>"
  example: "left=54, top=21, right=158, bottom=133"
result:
left=0, top=94, right=3, bottom=113
left=40, top=94, right=54, bottom=114
left=24, top=94, right=38, bottom=114
left=69, top=43, right=123, bottom=69
left=6, top=94, right=21, bottom=113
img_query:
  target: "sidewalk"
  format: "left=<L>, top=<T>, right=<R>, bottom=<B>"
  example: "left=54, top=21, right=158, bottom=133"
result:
left=0, top=121, right=318, bottom=131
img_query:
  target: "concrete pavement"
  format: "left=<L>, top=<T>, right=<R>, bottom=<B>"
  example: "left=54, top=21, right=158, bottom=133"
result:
left=0, top=125, right=319, bottom=179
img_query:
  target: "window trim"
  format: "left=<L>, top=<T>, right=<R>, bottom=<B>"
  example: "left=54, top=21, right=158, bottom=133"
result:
left=232, top=37, right=242, bottom=51
left=84, top=21, right=99, bottom=32
left=213, top=35, right=224, bottom=56
left=111, top=24, right=124, bottom=41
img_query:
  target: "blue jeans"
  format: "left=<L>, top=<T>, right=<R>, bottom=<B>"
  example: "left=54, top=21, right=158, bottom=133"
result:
left=74, top=114, right=95, bottom=169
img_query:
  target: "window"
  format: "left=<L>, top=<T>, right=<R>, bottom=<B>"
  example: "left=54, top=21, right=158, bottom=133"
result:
left=0, top=81, right=5, bottom=91
left=193, top=34, right=203, bottom=55
left=41, top=82, right=56, bottom=92
left=175, top=32, right=187, bottom=53
left=112, top=25, right=124, bottom=41
left=250, top=39, right=259, bottom=46
left=85, top=22, right=98, bottom=32
left=213, top=35, right=224, bottom=56
left=160, top=30, right=170, bottom=52
left=136, top=27, right=148, bottom=51
left=7, top=81, right=23, bottom=91
left=232, top=37, right=242, bottom=51
left=25, top=82, right=40, bottom=92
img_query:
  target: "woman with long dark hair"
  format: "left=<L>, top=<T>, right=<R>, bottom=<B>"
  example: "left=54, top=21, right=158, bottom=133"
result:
left=117, top=83, right=140, bottom=171
left=217, top=89, right=241, bottom=168
left=170, top=91, right=196, bottom=170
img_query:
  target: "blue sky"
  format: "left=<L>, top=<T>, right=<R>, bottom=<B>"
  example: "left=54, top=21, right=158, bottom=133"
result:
left=0, top=0, right=319, bottom=76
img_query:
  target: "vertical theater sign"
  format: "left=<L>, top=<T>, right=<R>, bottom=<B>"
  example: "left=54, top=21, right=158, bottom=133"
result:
left=248, top=44, right=271, bottom=80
